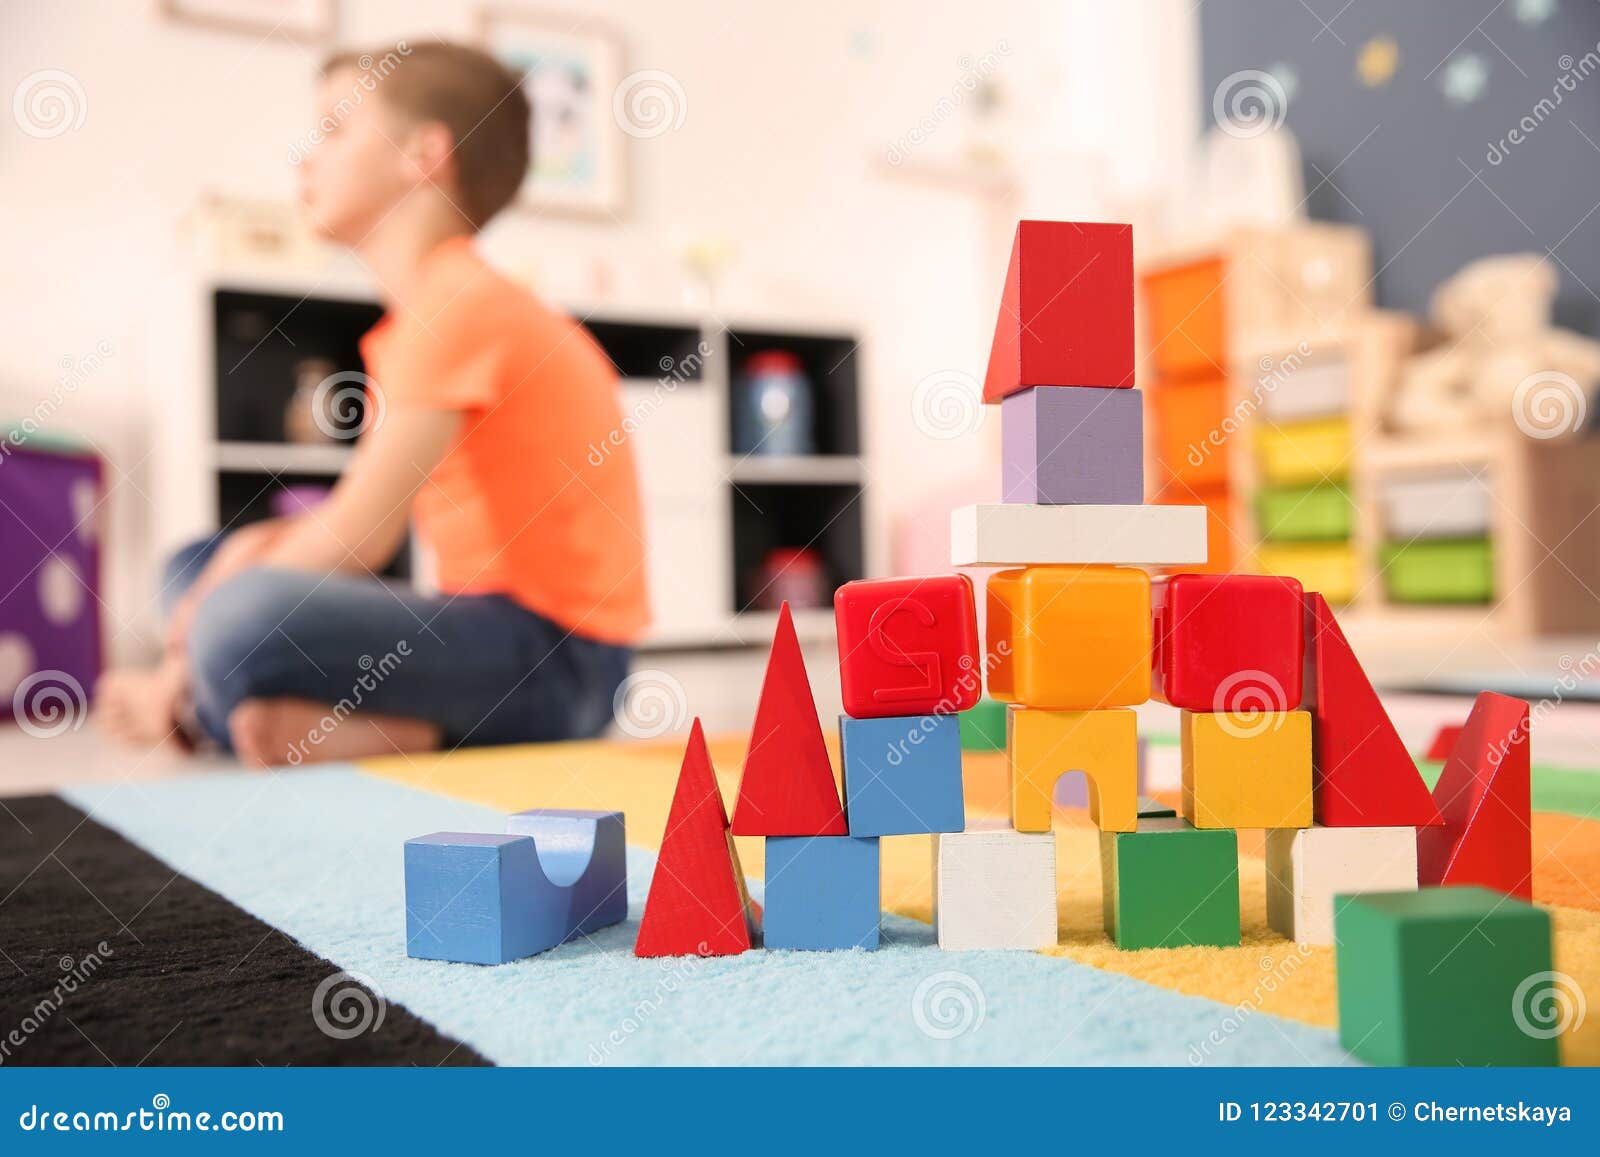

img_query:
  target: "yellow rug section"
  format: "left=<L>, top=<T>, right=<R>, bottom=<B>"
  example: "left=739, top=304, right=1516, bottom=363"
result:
left=360, top=735, right=1599, bottom=1065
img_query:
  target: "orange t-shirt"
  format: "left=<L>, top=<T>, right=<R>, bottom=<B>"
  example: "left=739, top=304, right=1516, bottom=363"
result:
left=358, top=237, right=650, bottom=644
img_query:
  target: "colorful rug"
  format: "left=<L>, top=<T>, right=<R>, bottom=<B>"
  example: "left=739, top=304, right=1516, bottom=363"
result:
left=2, top=732, right=1595, bottom=1066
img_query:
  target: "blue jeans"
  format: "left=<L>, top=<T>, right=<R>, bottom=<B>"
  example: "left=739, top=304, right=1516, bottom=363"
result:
left=165, top=536, right=631, bottom=752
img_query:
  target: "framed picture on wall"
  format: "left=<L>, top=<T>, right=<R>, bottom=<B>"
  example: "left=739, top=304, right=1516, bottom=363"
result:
left=157, top=0, right=335, bottom=42
left=478, top=9, right=627, bottom=218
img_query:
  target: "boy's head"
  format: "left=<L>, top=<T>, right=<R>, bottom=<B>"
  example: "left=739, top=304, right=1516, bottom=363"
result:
left=298, top=41, right=529, bottom=243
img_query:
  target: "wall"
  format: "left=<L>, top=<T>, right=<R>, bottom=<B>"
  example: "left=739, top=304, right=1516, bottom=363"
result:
left=1199, top=0, right=1600, bottom=331
left=0, top=0, right=1196, bottom=659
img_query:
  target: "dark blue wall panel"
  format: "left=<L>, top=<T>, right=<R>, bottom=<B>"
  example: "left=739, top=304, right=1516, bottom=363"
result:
left=1199, top=0, right=1600, bottom=332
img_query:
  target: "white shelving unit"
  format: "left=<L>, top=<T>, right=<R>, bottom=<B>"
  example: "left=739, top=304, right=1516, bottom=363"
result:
left=154, top=259, right=875, bottom=651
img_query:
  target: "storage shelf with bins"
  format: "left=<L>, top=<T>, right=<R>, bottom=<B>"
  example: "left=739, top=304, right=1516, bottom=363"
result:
left=160, top=269, right=870, bottom=650
left=723, top=328, right=866, bottom=617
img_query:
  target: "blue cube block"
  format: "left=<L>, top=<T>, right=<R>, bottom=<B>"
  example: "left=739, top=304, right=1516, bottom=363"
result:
left=764, top=835, right=881, bottom=950
left=404, top=833, right=546, bottom=965
left=839, top=713, right=964, bottom=836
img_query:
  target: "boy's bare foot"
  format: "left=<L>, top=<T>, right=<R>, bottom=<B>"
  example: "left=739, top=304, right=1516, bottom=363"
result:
left=94, top=660, right=188, bottom=747
left=227, top=697, right=443, bottom=768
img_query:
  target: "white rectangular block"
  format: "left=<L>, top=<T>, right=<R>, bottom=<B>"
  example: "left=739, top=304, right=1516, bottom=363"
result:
left=1265, top=825, right=1418, bottom=946
left=950, top=504, right=1208, bottom=567
left=933, top=820, right=1057, bottom=950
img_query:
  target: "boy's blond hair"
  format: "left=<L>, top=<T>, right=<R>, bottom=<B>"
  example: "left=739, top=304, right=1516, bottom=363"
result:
left=324, top=40, right=530, bottom=229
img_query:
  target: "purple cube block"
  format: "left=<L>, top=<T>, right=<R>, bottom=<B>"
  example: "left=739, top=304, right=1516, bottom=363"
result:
left=1001, top=385, right=1144, bottom=505
left=0, top=444, right=104, bottom=729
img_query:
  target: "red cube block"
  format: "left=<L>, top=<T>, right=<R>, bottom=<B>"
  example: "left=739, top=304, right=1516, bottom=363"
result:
left=982, top=220, right=1134, bottom=402
left=834, top=575, right=981, bottom=719
left=1153, top=573, right=1304, bottom=711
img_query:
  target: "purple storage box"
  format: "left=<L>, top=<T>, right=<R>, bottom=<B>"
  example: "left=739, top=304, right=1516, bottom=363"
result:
left=0, top=443, right=105, bottom=729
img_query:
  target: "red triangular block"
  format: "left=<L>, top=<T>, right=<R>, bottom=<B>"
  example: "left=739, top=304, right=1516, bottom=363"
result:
left=1305, top=592, right=1443, bottom=826
left=730, top=602, right=848, bottom=836
left=1417, top=692, right=1532, bottom=900
left=981, top=220, right=1134, bottom=403
left=635, top=719, right=759, bottom=957
left=1425, top=722, right=1465, bottom=762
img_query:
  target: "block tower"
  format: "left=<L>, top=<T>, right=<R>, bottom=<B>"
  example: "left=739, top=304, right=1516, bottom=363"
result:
left=628, top=219, right=1538, bottom=986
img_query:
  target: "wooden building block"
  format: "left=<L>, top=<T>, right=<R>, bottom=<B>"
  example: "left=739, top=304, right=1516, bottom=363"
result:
left=1254, top=417, right=1352, bottom=486
left=958, top=698, right=1008, bottom=751
left=1305, top=593, right=1443, bottom=827
left=1265, top=825, right=1417, bottom=946
left=504, top=808, right=629, bottom=932
left=763, top=835, right=882, bottom=951
left=839, top=713, right=964, bottom=837
left=1335, top=887, right=1558, bottom=1066
left=404, top=817, right=627, bottom=964
left=833, top=574, right=979, bottom=719
left=1180, top=709, right=1312, bottom=830
left=1417, top=692, right=1533, bottom=900
left=1008, top=706, right=1137, bottom=832
left=1152, top=572, right=1304, bottom=711
left=933, top=820, right=1057, bottom=950
left=1055, top=736, right=1149, bottom=809
left=731, top=602, right=848, bottom=836
left=1001, top=386, right=1144, bottom=505
left=636, top=720, right=759, bottom=957
left=986, top=566, right=1151, bottom=709
left=1425, top=722, right=1466, bottom=762
left=982, top=219, right=1134, bottom=403
left=1099, top=818, right=1240, bottom=949
left=951, top=503, right=1208, bottom=567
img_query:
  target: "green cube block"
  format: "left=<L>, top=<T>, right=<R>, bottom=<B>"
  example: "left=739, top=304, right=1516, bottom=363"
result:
left=958, top=698, right=1008, bottom=751
left=1099, top=817, right=1240, bottom=949
left=1334, top=886, right=1559, bottom=1066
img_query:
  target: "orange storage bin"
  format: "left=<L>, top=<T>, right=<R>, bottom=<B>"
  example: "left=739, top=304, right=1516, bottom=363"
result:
left=1140, top=256, right=1228, bottom=381
left=1150, top=377, right=1230, bottom=490
left=1156, top=478, right=1238, bottom=575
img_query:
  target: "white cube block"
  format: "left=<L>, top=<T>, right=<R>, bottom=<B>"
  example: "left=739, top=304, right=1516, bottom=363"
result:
left=933, top=820, right=1057, bottom=950
left=1265, top=825, right=1418, bottom=946
left=950, top=503, right=1208, bottom=567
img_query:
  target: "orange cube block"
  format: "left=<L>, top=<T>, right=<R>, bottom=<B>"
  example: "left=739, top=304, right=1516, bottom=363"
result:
left=986, top=566, right=1152, bottom=709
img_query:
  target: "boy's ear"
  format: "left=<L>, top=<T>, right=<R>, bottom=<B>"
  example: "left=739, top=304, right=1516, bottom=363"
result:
left=402, top=120, right=459, bottom=186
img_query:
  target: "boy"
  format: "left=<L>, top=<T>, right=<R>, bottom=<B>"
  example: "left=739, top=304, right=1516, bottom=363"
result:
left=96, top=41, right=649, bottom=765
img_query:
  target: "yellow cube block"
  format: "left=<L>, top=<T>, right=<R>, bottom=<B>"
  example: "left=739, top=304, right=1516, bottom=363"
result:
left=1181, top=709, right=1313, bottom=829
left=986, top=566, right=1151, bottom=708
left=1008, top=706, right=1138, bottom=833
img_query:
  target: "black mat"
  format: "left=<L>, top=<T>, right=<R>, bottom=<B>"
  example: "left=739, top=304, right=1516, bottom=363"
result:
left=0, top=795, right=486, bottom=1066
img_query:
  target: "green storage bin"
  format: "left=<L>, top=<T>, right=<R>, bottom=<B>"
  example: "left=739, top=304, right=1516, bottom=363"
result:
left=1256, top=483, right=1354, bottom=542
left=1380, top=538, right=1494, bottom=604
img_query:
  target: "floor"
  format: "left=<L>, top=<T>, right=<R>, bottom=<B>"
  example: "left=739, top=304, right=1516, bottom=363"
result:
left=4, top=633, right=1599, bottom=797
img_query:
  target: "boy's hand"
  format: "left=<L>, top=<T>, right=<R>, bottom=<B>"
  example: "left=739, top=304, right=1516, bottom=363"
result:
left=165, top=519, right=291, bottom=655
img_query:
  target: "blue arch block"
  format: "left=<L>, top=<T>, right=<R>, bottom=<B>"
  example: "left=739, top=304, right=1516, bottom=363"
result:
left=404, top=810, right=626, bottom=965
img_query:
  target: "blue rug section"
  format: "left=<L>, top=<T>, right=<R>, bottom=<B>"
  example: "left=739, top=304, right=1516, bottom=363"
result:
left=64, top=770, right=1350, bottom=1066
